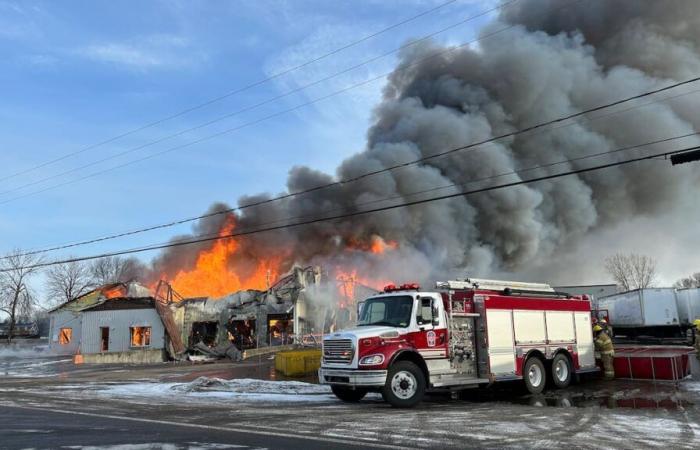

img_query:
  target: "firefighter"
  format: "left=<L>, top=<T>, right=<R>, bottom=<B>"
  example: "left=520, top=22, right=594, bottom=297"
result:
left=593, top=324, right=615, bottom=380
left=694, top=319, right=700, bottom=362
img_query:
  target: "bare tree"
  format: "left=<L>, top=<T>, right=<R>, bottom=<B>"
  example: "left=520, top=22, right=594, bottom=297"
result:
left=45, top=259, right=95, bottom=305
left=90, top=256, right=143, bottom=286
left=604, top=253, right=657, bottom=291
left=0, top=250, right=43, bottom=343
left=674, top=272, right=700, bottom=288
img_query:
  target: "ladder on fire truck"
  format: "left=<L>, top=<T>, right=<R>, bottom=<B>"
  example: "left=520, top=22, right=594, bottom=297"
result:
left=436, top=278, right=556, bottom=293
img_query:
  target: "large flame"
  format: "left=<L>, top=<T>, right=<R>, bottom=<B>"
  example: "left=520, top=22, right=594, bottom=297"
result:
left=153, top=214, right=399, bottom=300
left=161, top=216, right=282, bottom=298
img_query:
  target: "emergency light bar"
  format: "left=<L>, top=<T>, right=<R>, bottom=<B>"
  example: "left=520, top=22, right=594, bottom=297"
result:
left=436, top=278, right=554, bottom=293
left=383, top=283, right=421, bottom=293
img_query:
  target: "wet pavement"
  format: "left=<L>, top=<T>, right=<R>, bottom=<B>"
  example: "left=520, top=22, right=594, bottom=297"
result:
left=2, top=346, right=700, bottom=449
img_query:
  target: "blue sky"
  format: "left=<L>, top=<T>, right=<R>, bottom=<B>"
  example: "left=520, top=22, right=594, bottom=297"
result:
left=0, top=0, right=495, bottom=276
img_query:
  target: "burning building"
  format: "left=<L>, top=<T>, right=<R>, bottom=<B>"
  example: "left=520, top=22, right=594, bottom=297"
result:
left=48, top=282, right=178, bottom=363
left=170, top=266, right=378, bottom=359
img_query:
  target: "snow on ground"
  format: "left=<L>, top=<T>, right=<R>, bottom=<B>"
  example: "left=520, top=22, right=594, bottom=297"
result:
left=0, top=347, right=71, bottom=377
left=98, top=376, right=336, bottom=403
left=682, top=381, right=700, bottom=392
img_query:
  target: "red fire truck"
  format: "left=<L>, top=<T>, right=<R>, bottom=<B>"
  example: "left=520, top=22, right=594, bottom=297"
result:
left=319, top=278, right=598, bottom=407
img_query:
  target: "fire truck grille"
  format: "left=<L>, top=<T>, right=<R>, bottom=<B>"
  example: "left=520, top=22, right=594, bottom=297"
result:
left=323, top=339, right=354, bottom=364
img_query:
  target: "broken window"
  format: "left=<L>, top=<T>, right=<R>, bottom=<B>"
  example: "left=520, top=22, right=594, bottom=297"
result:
left=227, top=319, right=257, bottom=350
left=190, top=321, right=218, bottom=347
left=130, top=326, right=151, bottom=347
left=58, top=328, right=72, bottom=345
left=267, top=315, right=293, bottom=346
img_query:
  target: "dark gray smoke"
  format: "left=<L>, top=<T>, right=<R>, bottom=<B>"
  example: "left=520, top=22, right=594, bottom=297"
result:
left=151, top=0, right=700, bottom=286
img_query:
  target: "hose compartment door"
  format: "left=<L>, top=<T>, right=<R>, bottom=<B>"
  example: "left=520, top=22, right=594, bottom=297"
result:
left=485, top=309, right=515, bottom=375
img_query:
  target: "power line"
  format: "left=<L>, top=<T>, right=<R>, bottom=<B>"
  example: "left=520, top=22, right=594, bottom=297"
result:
left=108, top=130, right=699, bottom=247
left=5, top=76, right=699, bottom=259
left=0, top=0, right=461, bottom=184
left=5, top=140, right=697, bottom=272
left=0, top=0, right=519, bottom=199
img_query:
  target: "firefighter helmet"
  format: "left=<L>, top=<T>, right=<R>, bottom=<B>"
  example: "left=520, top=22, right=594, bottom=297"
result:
left=694, top=319, right=700, bottom=329
left=593, top=324, right=603, bottom=332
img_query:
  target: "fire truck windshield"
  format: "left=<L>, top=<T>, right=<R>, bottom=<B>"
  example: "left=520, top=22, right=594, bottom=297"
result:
left=357, top=295, right=413, bottom=328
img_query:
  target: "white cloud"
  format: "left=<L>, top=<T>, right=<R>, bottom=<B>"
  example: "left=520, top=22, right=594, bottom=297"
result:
left=0, top=1, right=43, bottom=41
left=78, top=34, right=204, bottom=71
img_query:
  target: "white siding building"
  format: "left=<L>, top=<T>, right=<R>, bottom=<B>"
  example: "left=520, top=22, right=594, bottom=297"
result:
left=49, top=283, right=168, bottom=363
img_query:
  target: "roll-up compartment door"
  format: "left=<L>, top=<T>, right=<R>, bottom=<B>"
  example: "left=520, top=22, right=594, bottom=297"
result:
left=485, top=309, right=515, bottom=375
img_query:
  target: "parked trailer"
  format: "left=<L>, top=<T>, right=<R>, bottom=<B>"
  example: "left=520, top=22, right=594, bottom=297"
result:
left=597, top=289, right=684, bottom=339
left=676, top=288, right=700, bottom=326
left=319, top=278, right=598, bottom=408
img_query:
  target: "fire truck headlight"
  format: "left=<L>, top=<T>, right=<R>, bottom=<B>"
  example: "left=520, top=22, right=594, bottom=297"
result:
left=359, top=354, right=385, bottom=366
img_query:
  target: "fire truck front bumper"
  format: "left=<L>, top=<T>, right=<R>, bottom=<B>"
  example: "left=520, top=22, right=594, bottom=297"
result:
left=318, top=367, right=388, bottom=387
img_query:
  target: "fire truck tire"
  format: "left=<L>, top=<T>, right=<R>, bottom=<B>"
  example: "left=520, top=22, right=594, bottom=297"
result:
left=382, top=361, right=426, bottom=408
left=331, top=385, right=368, bottom=402
left=550, top=353, right=572, bottom=389
left=523, top=357, right=546, bottom=394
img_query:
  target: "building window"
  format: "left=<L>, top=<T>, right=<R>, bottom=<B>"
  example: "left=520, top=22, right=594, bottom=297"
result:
left=130, top=327, right=151, bottom=347
left=58, top=328, right=72, bottom=345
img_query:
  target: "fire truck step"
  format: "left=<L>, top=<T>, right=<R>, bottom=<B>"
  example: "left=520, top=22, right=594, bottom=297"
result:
left=431, top=375, right=490, bottom=388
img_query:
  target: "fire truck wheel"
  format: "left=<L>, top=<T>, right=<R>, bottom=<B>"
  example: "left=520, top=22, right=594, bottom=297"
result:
left=331, top=385, right=368, bottom=402
left=382, top=361, right=426, bottom=408
left=523, top=357, right=546, bottom=394
left=550, top=353, right=572, bottom=389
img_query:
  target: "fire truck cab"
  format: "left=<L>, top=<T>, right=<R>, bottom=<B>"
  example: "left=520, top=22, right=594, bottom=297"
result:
left=319, top=278, right=597, bottom=407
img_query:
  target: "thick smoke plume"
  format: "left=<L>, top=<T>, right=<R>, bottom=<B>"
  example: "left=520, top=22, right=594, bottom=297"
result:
left=150, top=0, right=700, bottom=287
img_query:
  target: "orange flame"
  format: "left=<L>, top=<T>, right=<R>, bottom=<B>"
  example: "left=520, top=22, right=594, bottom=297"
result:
left=346, top=235, right=398, bottom=255
left=163, top=215, right=281, bottom=298
left=335, top=268, right=392, bottom=304
left=102, top=285, right=126, bottom=299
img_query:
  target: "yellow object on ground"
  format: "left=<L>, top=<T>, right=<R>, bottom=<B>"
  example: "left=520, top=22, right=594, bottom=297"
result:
left=275, top=348, right=322, bottom=377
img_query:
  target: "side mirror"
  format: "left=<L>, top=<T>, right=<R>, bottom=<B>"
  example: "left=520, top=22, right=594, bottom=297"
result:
left=357, top=301, right=366, bottom=321
left=432, top=304, right=440, bottom=326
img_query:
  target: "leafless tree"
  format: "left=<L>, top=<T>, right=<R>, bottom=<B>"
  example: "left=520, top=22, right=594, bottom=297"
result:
left=604, top=253, right=657, bottom=291
left=0, top=250, right=43, bottom=343
left=45, top=259, right=95, bottom=305
left=674, top=272, right=700, bottom=289
left=90, top=256, right=143, bottom=286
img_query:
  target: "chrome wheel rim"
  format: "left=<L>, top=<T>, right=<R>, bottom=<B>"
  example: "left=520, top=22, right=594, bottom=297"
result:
left=554, top=359, right=569, bottom=382
left=528, top=363, right=543, bottom=387
left=391, top=370, right=417, bottom=400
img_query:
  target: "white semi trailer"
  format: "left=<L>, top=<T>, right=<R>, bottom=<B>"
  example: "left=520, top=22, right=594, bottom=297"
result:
left=598, top=288, right=700, bottom=340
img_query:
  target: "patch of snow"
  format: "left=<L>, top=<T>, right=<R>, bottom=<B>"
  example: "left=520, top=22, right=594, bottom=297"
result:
left=98, top=377, right=335, bottom=403
left=682, top=381, right=700, bottom=392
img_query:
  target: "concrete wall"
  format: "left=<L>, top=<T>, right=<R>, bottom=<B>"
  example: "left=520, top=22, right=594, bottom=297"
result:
left=82, top=348, right=166, bottom=364
left=48, top=310, right=82, bottom=355
left=80, top=308, right=166, bottom=354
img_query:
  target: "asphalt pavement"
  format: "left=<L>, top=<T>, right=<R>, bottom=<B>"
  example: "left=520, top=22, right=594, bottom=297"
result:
left=0, top=404, right=395, bottom=450
left=1, top=348, right=700, bottom=449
